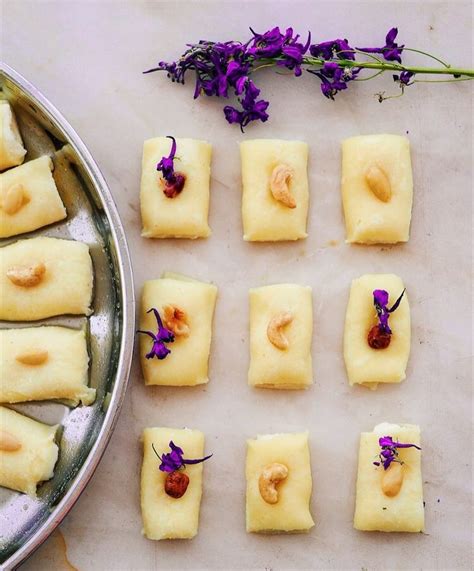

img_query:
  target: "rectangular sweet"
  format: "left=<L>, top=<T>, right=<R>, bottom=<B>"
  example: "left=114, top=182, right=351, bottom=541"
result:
left=140, top=274, right=217, bottom=386
left=354, top=422, right=424, bottom=532
left=140, top=137, right=211, bottom=238
left=0, top=406, right=59, bottom=496
left=0, top=155, right=67, bottom=238
left=0, top=326, right=94, bottom=406
left=341, top=134, right=413, bottom=244
left=0, top=101, right=26, bottom=171
left=246, top=432, right=314, bottom=533
left=241, top=139, right=309, bottom=241
left=344, top=274, right=410, bottom=389
left=0, top=236, right=93, bottom=321
left=248, top=284, right=313, bottom=389
left=141, top=427, right=206, bottom=540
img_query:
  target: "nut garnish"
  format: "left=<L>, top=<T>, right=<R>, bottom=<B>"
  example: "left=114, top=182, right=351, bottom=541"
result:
left=270, top=164, right=296, bottom=208
left=2, top=184, right=29, bottom=215
left=165, top=470, right=190, bottom=498
left=163, top=304, right=190, bottom=337
left=381, top=462, right=404, bottom=497
left=258, top=462, right=289, bottom=504
left=365, top=165, right=392, bottom=202
left=0, top=430, right=22, bottom=452
left=6, top=262, right=46, bottom=287
left=16, top=349, right=49, bottom=366
left=267, top=312, right=293, bottom=350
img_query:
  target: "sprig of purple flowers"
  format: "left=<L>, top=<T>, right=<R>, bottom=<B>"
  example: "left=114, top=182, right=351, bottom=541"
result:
left=373, top=435, right=421, bottom=470
left=137, top=307, right=174, bottom=360
left=152, top=440, right=213, bottom=473
left=145, top=26, right=473, bottom=130
left=373, top=289, right=406, bottom=335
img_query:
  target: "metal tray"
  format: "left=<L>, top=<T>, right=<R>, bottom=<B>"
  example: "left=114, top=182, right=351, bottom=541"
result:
left=0, top=63, right=135, bottom=570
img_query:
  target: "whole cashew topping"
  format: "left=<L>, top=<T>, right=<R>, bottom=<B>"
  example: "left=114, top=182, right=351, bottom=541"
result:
left=258, top=462, right=289, bottom=504
left=2, top=184, right=29, bottom=215
left=381, top=462, right=404, bottom=497
left=267, top=312, right=294, bottom=350
left=16, top=349, right=49, bottom=366
left=270, top=164, right=296, bottom=208
left=0, top=430, right=22, bottom=452
left=7, top=262, right=46, bottom=287
left=163, top=304, right=190, bottom=337
left=365, top=165, right=392, bottom=202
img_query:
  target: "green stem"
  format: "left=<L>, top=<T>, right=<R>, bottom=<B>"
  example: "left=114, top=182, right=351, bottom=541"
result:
left=302, top=57, right=474, bottom=77
left=255, top=56, right=474, bottom=78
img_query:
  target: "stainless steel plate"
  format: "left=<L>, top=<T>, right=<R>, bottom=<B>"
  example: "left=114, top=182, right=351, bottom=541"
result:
left=0, top=63, right=135, bottom=570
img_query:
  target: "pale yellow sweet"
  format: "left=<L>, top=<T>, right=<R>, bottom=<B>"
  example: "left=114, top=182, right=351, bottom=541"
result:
left=246, top=432, right=314, bottom=533
left=248, top=284, right=313, bottom=389
left=140, top=137, right=211, bottom=238
left=0, top=101, right=26, bottom=171
left=140, top=274, right=217, bottom=386
left=0, top=237, right=94, bottom=321
left=241, top=139, right=309, bottom=241
left=341, top=134, right=413, bottom=244
left=354, top=422, right=424, bottom=532
left=344, top=274, right=410, bottom=389
left=141, top=427, right=206, bottom=540
left=0, top=326, right=94, bottom=406
left=0, top=156, right=67, bottom=238
left=0, top=406, right=59, bottom=496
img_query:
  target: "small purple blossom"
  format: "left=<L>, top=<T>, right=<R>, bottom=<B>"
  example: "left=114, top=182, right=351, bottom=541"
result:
left=152, top=440, right=213, bottom=473
left=309, top=38, right=355, bottom=61
left=394, top=70, right=415, bottom=86
left=373, top=288, right=406, bottom=334
left=357, top=27, right=404, bottom=63
left=373, top=435, right=421, bottom=470
left=136, top=308, right=174, bottom=360
left=156, top=135, right=177, bottom=183
left=224, top=78, right=269, bottom=131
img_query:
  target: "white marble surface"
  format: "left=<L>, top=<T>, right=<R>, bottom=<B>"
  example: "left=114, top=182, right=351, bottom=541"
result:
left=3, top=1, right=473, bottom=570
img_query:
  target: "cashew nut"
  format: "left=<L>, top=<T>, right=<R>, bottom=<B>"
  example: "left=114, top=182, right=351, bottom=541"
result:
left=365, top=165, right=392, bottom=202
left=163, top=304, right=190, bottom=337
left=258, top=462, right=289, bottom=504
left=381, top=462, right=404, bottom=497
left=270, top=164, right=296, bottom=208
left=16, top=349, right=49, bottom=366
left=6, top=262, right=46, bottom=287
left=2, top=184, right=29, bottom=215
left=267, top=312, right=293, bottom=350
left=0, top=430, right=22, bottom=452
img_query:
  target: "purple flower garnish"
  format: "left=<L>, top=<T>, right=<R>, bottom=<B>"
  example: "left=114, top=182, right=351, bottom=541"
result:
left=152, top=440, right=213, bottom=473
left=145, top=26, right=473, bottom=128
left=156, top=136, right=187, bottom=197
left=356, top=27, right=404, bottom=63
left=136, top=307, right=174, bottom=360
left=373, top=288, right=406, bottom=335
left=373, top=435, right=421, bottom=470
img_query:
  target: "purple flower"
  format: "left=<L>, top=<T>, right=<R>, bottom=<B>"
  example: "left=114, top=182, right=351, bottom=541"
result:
left=308, top=61, right=359, bottom=100
left=373, top=435, right=421, bottom=470
left=136, top=308, right=174, bottom=360
left=373, top=288, right=406, bottom=334
left=156, top=136, right=177, bottom=183
left=393, top=70, right=415, bottom=86
left=224, top=78, right=269, bottom=131
left=309, top=38, right=355, bottom=61
left=152, top=440, right=213, bottom=473
left=249, top=26, right=311, bottom=76
left=357, top=27, right=404, bottom=63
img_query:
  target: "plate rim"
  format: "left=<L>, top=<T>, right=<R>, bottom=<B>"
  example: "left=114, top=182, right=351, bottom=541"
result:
left=0, top=62, right=135, bottom=570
